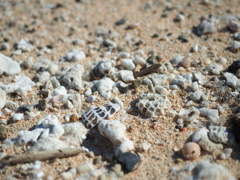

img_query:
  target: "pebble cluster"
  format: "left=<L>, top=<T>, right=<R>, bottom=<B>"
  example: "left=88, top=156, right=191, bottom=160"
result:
left=0, top=0, right=240, bottom=179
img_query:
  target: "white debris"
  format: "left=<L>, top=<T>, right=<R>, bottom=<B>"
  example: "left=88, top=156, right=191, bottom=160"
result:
left=66, top=50, right=86, bottom=61
left=192, top=128, right=223, bottom=154
left=33, top=58, right=51, bottom=71
left=151, top=73, right=167, bottom=85
left=119, top=70, right=135, bottom=83
left=93, top=77, right=115, bottom=98
left=139, top=142, right=151, bottom=152
left=205, top=63, right=223, bottom=75
left=1, top=76, right=35, bottom=95
left=178, top=107, right=200, bottom=122
left=17, top=39, right=34, bottom=52
left=61, top=168, right=76, bottom=180
left=155, top=85, right=168, bottom=95
left=77, top=162, right=94, bottom=174
left=121, top=58, right=135, bottom=70
left=220, top=148, right=233, bottom=160
left=112, top=96, right=124, bottom=108
left=192, top=81, right=199, bottom=91
left=171, top=55, right=184, bottom=66
left=60, top=65, right=84, bottom=90
left=196, top=20, right=217, bottom=35
left=13, top=113, right=24, bottom=121
left=0, top=53, right=21, bottom=75
left=189, top=91, right=203, bottom=102
left=199, top=108, right=219, bottom=123
left=85, top=95, right=97, bottom=103
left=224, top=72, right=238, bottom=87
left=0, top=89, right=6, bottom=109
left=98, top=120, right=134, bottom=156
left=208, top=125, right=235, bottom=145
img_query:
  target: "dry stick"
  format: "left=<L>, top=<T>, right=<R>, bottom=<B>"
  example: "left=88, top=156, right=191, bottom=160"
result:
left=0, top=147, right=84, bottom=166
left=134, top=64, right=161, bottom=78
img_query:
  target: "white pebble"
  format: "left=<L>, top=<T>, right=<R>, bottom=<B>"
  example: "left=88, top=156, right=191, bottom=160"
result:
left=220, top=148, right=232, bottom=160
left=13, top=113, right=24, bottom=121
left=192, top=81, right=199, bottom=91
left=86, top=95, right=97, bottom=103
left=121, top=58, right=135, bottom=70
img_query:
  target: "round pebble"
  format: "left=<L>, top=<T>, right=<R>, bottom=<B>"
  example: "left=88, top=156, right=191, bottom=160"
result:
left=182, top=142, right=201, bottom=160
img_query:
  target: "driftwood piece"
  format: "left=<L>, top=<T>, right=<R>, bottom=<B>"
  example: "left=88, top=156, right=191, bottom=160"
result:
left=0, top=147, right=84, bottom=166
left=134, top=64, right=161, bottom=78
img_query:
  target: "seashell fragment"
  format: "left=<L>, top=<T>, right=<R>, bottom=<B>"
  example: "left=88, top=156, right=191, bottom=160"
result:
left=81, top=104, right=120, bottom=128
left=182, top=142, right=201, bottom=160
left=192, top=128, right=223, bottom=155
left=90, top=60, right=115, bottom=80
left=179, top=107, right=200, bottom=122
left=98, top=120, right=134, bottom=156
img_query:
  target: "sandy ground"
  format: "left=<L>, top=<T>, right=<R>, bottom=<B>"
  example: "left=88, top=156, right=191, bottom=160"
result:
left=0, top=0, right=240, bottom=179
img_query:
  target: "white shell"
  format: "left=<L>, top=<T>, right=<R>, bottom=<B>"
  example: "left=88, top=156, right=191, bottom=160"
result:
left=81, top=104, right=120, bottom=128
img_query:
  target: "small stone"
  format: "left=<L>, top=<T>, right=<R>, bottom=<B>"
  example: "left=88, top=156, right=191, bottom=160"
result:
left=112, top=164, right=124, bottom=177
left=85, top=95, right=96, bottom=103
left=39, top=99, right=48, bottom=110
left=0, top=125, right=7, bottom=140
left=0, top=89, right=6, bottom=110
left=60, top=65, right=84, bottom=90
left=139, top=142, right=151, bottom=152
left=17, top=39, right=34, bottom=52
left=227, top=60, right=240, bottom=74
left=199, top=108, right=219, bottom=123
left=208, top=125, right=235, bottom=145
left=216, top=104, right=224, bottom=114
left=151, top=73, right=167, bottom=85
left=69, top=114, right=79, bottom=123
left=117, top=152, right=140, bottom=173
left=115, top=19, right=126, bottom=26
left=231, top=41, right=240, bottom=51
left=84, top=88, right=92, bottom=97
left=171, top=55, right=184, bottom=66
left=47, top=64, right=59, bottom=75
left=189, top=91, right=203, bottom=102
left=93, top=77, right=115, bottom=98
left=224, top=72, right=237, bottom=87
left=93, top=156, right=102, bottom=164
left=220, top=148, right=232, bottom=160
left=196, top=20, right=217, bottom=36
left=155, top=85, right=168, bottom=95
left=77, top=162, right=94, bottom=174
left=60, top=168, right=76, bottom=180
left=17, top=104, right=33, bottom=113
left=119, top=70, right=135, bottom=83
left=66, top=50, right=86, bottom=62
left=13, top=113, right=24, bottom=121
left=121, top=59, right=135, bottom=70
left=112, top=97, right=124, bottom=108
left=192, top=82, right=199, bottom=91
left=228, top=19, right=240, bottom=32
left=0, top=53, right=21, bottom=75
left=233, top=32, right=240, bottom=41
left=217, top=57, right=227, bottom=65
left=0, top=43, right=10, bottom=50
left=87, top=151, right=95, bottom=158
left=205, top=63, right=223, bottom=75
left=142, top=78, right=152, bottom=85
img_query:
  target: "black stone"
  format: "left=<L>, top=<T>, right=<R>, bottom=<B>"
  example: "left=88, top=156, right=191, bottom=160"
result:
left=117, top=152, right=140, bottom=173
left=115, top=19, right=126, bottom=26
left=17, top=104, right=33, bottom=113
left=227, top=60, right=240, bottom=74
left=119, top=86, right=129, bottom=94
left=177, top=35, right=188, bottom=43
left=228, top=113, right=240, bottom=144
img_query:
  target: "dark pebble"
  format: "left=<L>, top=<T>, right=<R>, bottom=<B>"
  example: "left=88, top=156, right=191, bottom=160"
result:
left=117, top=152, right=140, bottom=173
left=39, top=99, right=48, bottom=110
left=17, top=104, right=33, bottom=113
left=115, top=19, right=126, bottom=26
left=0, top=125, right=7, bottom=140
left=228, top=113, right=240, bottom=143
left=227, top=60, right=240, bottom=74
left=178, top=35, right=188, bottom=43
left=119, top=86, right=129, bottom=94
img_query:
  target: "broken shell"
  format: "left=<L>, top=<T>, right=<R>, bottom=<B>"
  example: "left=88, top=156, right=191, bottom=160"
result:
left=51, top=94, right=66, bottom=104
left=81, top=104, right=120, bottom=128
left=182, top=142, right=201, bottom=160
left=179, top=107, right=200, bottom=123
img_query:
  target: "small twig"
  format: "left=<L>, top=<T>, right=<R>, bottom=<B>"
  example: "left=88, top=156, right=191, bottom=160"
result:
left=134, top=64, right=161, bottom=78
left=0, top=147, right=84, bottom=166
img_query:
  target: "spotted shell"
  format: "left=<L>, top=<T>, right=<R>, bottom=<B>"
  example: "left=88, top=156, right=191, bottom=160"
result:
left=81, top=104, right=120, bottom=128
